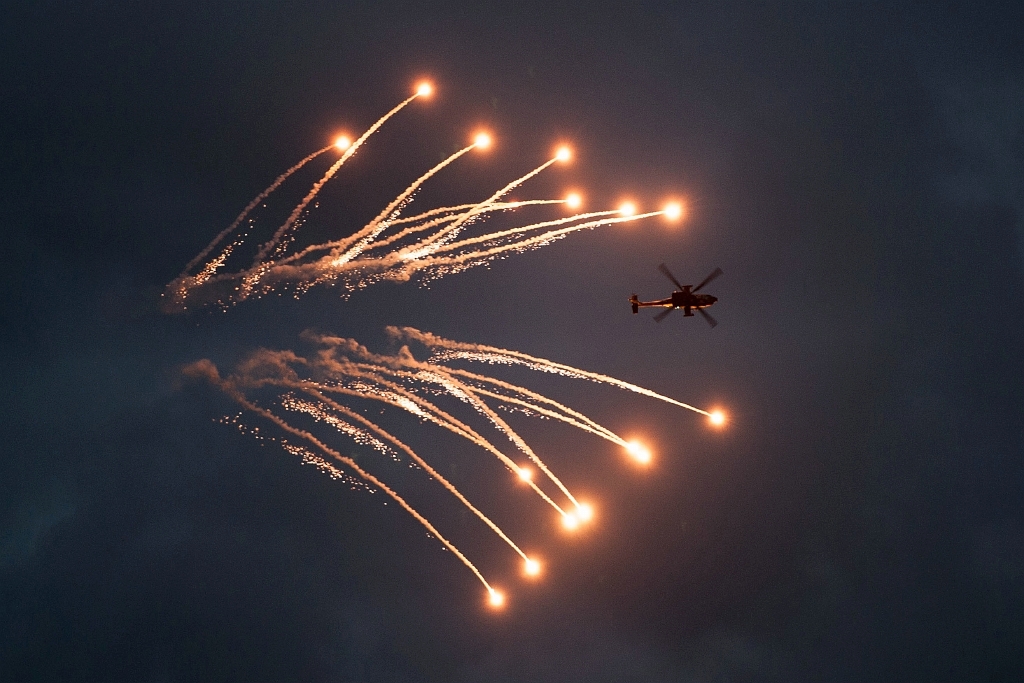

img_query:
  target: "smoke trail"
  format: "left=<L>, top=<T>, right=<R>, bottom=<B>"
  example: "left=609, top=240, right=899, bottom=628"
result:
left=183, top=327, right=714, bottom=595
left=239, top=344, right=572, bottom=516
left=398, top=157, right=561, bottom=257
left=301, top=387, right=532, bottom=562
left=419, top=211, right=661, bottom=264
left=313, top=361, right=571, bottom=516
left=179, top=145, right=334, bottom=278
left=182, top=359, right=497, bottom=594
left=302, top=330, right=627, bottom=445
left=246, top=92, right=425, bottom=280
left=418, top=369, right=581, bottom=509
left=165, top=83, right=686, bottom=312
left=362, top=200, right=566, bottom=254
left=441, top=368, right=626, bottom=444
left=325, top=143, right=479, bottom=267
left=388, top=326, right=711, bottom=416
left=425, top=210, right=619, bottom=256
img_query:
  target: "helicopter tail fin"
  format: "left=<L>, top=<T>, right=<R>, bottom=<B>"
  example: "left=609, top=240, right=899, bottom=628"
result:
left=630, top=294, right=639, bottom=314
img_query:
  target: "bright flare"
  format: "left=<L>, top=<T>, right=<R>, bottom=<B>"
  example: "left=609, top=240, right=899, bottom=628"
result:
left=619, top=201, right=637, bottom=216
left=517, top=466, right=533, bottom=481
left=524, top=558, right=541, bottom=576
left=709, top=410, right=726, bottom=427
left=416, top=82, right=433, bottom=97
left=474, top=132, right=492, bottom=149
left=562, top=512, right=580, bottom=530
left=625, top=440, right=652, bottom=464
left=334, top=136, right=352, bottom=151
left=564, top=192, right=582, bottom=209
left=576, top=503, right=594, bottom=522
left=662, top=202, right=683, bottom=220
left=488, top=589, right=505, bottom=608
left=555, top=146, right=572, bottom=162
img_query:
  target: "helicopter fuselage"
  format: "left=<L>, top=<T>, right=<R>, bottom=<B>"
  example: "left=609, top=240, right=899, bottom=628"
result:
left=631, top=287, right=718, bottom=315
left=631, top=264, right=722, bottom=325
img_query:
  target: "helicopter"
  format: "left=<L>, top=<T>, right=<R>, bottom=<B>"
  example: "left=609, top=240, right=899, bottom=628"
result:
left=630, top=264, right=723, bottom=326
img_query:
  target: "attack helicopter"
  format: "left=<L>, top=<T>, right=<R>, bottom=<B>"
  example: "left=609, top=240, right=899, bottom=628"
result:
left=630, top=264, right=723, bottom=326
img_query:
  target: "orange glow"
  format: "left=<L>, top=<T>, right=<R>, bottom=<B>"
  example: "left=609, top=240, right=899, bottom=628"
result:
left=575, top=502, right=594, bottom=522
left=487, top=589, right=505, bottom=608
left=564, top=192, right=582, bottom=209
left=517, top=466, right=533, bottom=482
left=473, top=132, right=492, bottom=149
left=415, top=82, right=433, bottom=97
left=625, top=440, right=652, bottom=464
left=561, top=512, right=580, bottom=530
left=334, top=135, right=352, bottom=151
left=708, top=410, right=726, bottom=427
left=618, top=201, right=637, bottom=216
left=555, top=146, right=572, bottom=162
left=523, top=558, right=541, bottom=576
left=662, top=202, right=683, bottom=220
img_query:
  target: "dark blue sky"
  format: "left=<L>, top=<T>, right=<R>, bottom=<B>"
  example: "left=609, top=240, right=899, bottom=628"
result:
left=2, top=2, right=1022, bottom=681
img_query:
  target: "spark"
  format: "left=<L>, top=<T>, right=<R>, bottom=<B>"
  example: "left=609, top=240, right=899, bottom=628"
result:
left=488, top=589, right=505, bottom=608
left=575, top=502, right=594, bottom=522
left=334, top=135, right=352, bottom=151
left=555, top=146, right=572, bottom=162
left=473, top=132, right=492, bottom=149
left=662, top=201, right=683, bottom=220
left=619, top=201, right=637, bottom=216
left=518, top=466, right=533, bottom=481
left=416, top=81, right=433, bottom=97
left=564, top=192, right=582, bottom=209
left=524, top=558, right=541, bottom=576
left=709, top=410, right=726, bottom=427
left=562, top=512, right=580, bottom=530
left=625, top=440, right=652, bottom=464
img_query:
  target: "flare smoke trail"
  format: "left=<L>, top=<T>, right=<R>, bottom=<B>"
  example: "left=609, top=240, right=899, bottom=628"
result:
left=181, top=358, right=496, bottom=595
left=163, top=86, right=681, bottom=312
left=187, top=329, right=716, bottom=602
left=388, top=326, right=713, bottom=417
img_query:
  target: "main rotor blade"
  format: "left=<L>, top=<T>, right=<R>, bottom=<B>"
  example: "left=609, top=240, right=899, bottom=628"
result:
left=697, top=307, right=718, bottom=328
left=692, top=267, right=723, bottom=293
left=657, top=263, right=685, bottom=291
left=653, top=307, right=674, bottom=323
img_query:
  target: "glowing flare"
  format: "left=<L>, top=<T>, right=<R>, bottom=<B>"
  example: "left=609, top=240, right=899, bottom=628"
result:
left=555, top=146, right=572, bottom=162
left=564, top=192, right=582, bottom=209
left=524, top=558, right=541, bottom=576
left=562, top=512, right=580, bottom=530
left=619, top=201, right=637, bottom=216
left=625, top=440, right=651, bottom=464
left=576, top=503, right=593, bottom=522
left=416, top=82, right=433, bottom=97
left=488, top=589, right=505, bottom=608
left=709, top=410, right=726, bottom=427
left=517, top=466, right=533, bottom=481
left=334, top=135, right=352, bottom=151
left=662, top=202, right=683, bottom=220
left=473, top=132, right=492, bottom=149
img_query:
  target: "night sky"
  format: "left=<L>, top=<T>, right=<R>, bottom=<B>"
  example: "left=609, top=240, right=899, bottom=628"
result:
left=2, top=2, right=1023, bottom=681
